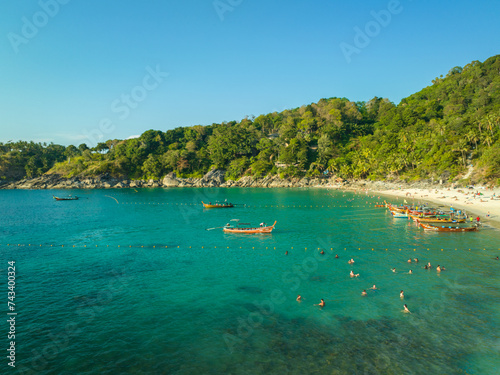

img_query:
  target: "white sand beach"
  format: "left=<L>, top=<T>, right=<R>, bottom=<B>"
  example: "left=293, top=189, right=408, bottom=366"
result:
left=372, top=186, right=500, bottom=227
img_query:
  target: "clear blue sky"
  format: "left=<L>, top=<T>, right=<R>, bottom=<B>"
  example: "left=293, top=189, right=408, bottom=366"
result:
left=1, top=0, right=499, bottom=146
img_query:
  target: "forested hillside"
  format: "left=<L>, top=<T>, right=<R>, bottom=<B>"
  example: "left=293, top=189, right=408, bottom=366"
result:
left=1, top=55, right=499, bottom=184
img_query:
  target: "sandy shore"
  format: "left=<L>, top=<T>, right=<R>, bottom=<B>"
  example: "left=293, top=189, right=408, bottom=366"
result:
left=370, top=186, right=500, bottom=228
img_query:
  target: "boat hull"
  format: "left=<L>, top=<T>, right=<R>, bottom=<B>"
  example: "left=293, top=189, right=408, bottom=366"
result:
left=202, top=201, right=233, bottom=208
left=223, top=221, right=276, bottom=234
left=419, top=222, right=477, bottom=232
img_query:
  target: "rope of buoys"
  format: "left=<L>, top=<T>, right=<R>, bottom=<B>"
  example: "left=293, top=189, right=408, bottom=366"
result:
left=2, top=243, right=497, bottom=252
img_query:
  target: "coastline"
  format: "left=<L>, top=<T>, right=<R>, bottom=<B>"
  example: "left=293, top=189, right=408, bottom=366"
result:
left=2, top=172, right=499, bottom=228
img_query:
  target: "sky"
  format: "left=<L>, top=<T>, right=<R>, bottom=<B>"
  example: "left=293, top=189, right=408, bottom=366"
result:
left=0, top=0, right=499, bottom=147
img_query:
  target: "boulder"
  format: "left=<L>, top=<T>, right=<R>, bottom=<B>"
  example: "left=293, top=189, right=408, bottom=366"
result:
left=202, top=169, right=225, bottom=186
left=162, top=175, right=180, bottom=187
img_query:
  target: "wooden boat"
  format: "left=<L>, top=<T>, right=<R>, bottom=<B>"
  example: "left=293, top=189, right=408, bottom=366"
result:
left=416, top=217, right=466, bottom=224
left=391, top=211, right=408, bottom=218
left=202, top=201, right=234, bottom=208
left=223, top=221, right=276, bottom=234
left=419, top=222, right=477, bottom=232
left=53, top=195, right=79, bottom=201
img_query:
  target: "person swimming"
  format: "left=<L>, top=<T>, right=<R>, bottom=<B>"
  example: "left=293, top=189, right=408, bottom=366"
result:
left=403, top=304, right=411, bottom=313
left=400, top=290, right=404, bottom=299
left=407, top=258, right=412, bottom=263
left=361, top=290, right=367, bottom=296
left=370, top=285, right=377, bottom=290
left=296, top=295, right=302, bottom=302
left=315, top=299, right=325, bottom=307
left=414, top=258, right=419, bottom=263
left=392, top=268, right=396, bottom=273
left=335, top=254, right=339, bottom=259
left=408, top=270, right=413, bottom=274
left=436, top=265, right=441, bottom=272
left=350, top=270, right=359, bottom=278
left=348, top=258, right=355, bottom=264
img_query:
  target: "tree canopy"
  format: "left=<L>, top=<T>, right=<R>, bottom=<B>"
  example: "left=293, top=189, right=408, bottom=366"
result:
left=1, top=55, right=499, bottom=184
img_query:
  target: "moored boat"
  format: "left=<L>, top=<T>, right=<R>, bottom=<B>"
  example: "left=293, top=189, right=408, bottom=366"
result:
left=391, top=211, right=409, bottom=218
left=416, top=217, right=466, bottom=224
left=419, top=222, right=477, bottom=232
left=202, top=201, right=234, bottom=208
left=53, top=195, right=79, bottom=201
left=223, top=221, right=276, bottom=234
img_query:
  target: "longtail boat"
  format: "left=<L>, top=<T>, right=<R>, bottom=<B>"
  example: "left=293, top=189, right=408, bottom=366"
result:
left=202, top=201, right=234, bottom=208
left=53, top=195, right=79, bottom=201
left=223, top=221, right=276, bottom=234
left=391, top=211, right=409, bottom=218
left=419, top=222, right=477, bottom=232
left=416, top=217, right=466, bottom=224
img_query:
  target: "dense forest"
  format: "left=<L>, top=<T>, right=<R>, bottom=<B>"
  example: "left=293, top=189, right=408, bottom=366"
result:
left=1, top=55, right=499, bottom=184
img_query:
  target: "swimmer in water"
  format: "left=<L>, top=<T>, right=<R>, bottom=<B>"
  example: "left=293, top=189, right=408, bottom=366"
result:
left=348, top=258, right=355, bottom=264
left=400, top=290, right=404, bottom=299
left=392, top=268, right=396, bottom=273
left=407, top=258, right=412, bottom=263
left=361, top=290, right=367, bottom=296
left=350, top=270, right=359, bottom=278
left=408, top=270, right=413, bottom=274
left=315, top=299, right=325, bottom=307
left=296, top=295, right=302, bottom=302
left=436, top=265, right=441, bottom=273
left=403, top=304, right=411, bottom=313
left=370, top=285, right=377, bottom=290
left=335, top=254, right=339, bottom=259
left=414, top=258, right=419, bottom=263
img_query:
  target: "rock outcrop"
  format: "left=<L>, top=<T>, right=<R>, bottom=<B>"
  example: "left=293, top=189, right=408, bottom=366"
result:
left=3, top=170, right=448, bottom=190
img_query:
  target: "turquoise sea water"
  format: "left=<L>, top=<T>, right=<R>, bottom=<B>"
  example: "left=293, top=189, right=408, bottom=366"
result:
left=1, top=188, right=499, bottom=374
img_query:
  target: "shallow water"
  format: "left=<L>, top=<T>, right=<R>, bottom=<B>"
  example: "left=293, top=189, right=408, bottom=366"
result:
left=1, top=188, right=499, bottom=374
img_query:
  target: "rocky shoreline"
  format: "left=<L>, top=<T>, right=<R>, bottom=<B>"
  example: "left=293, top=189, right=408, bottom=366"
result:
left=0, top=169, right=478, bottom=191
left=0, top=170, right=343, bottom=190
